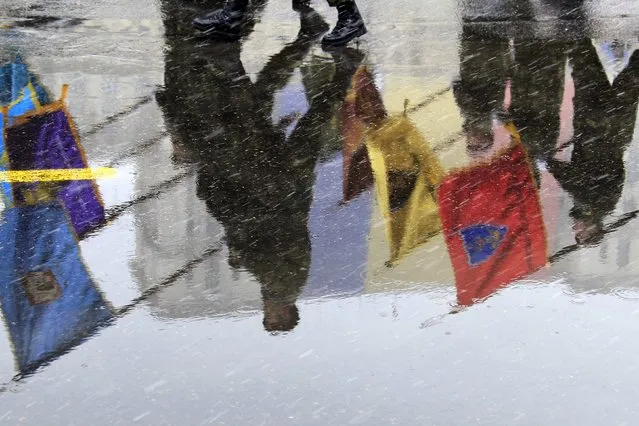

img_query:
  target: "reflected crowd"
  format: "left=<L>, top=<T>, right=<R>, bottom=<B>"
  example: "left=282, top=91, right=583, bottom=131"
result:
left=0, top=1, right=638, bottom=379
left=159, top=1, right=639, bottom=322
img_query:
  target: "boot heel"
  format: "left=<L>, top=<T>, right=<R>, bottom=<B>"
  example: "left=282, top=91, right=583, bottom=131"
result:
left=355, top=25, right=367, bottom=39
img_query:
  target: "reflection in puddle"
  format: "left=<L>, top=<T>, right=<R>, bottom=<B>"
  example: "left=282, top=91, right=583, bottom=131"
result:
left=0, top=205, right=112, bottom=374
left=0, top=57, right=112, bottom=375
left=366, top=32, right=639, bottom=308
left=157, top=4, right=639, bottom=323
left=439, top=141, right=547, bottom=306
left=0, top=1, right=638, bottom=387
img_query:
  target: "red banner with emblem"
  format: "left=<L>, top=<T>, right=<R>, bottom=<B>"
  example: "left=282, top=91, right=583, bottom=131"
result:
left=438, top=131, right=547, bottom=306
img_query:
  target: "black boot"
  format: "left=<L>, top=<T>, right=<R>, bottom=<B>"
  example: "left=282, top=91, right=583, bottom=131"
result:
left=292, top=0, right=311, bottom=11
left=295, top=2, right=330, bottom=40
left=192, top=0, right=248, bottom=41
left=321, top=2, right=367, bottom=47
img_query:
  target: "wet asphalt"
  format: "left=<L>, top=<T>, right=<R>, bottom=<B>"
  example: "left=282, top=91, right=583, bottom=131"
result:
left=0, top=0, right=639, bottom=424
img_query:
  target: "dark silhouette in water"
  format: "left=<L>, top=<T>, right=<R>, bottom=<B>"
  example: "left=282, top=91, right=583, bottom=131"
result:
left=548, top=41, right=639, bottom=244
left=158, top=0, right=363, bottom=331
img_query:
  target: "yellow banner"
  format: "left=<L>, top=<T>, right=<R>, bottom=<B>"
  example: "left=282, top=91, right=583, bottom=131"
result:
left=0, top=168, right=117, bottom=182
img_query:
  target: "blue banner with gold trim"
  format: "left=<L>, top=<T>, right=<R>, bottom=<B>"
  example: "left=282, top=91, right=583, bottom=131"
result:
left=0, top=205, right=112, bottom=372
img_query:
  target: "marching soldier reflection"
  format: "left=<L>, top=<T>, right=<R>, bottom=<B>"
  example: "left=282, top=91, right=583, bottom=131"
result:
left=511, top=38, right=567, bottom=162
left=453, top=23, right=569, bottom=166
left=453, top=25, right=509, bottom=156
left=452, top=18, right=639, bottom=300
left=159, top=2, right=363, bottom=332
left=548, top=41, right=639, bottom=244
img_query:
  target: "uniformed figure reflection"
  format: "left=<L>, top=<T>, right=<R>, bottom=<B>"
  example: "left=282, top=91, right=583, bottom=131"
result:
left=453, top=16, right=639, bottom=245
left=547, top=41, right=639, bottom=244
left=453, top=24, right=569, bottom=165
left=158, top=1, right=363, bottom=332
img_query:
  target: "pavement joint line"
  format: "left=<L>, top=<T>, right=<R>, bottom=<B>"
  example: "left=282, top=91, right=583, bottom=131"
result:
left=80, top=167, right=198, bottom=241
left=117, top=244, right=224, bottom=316
left=104, top=130, right=170, bottom=168
left=433, top=131, right=464, bottom=153
left=102, top=168, right=197, bottom=221
left=81, top=93, right=156, bottom=138
left=548, top=209, right=639, bottom=263
left=405, top=86, right=451, bottom=115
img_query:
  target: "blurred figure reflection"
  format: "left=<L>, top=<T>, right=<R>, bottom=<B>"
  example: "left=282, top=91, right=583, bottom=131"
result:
left=511, top=38, right=567, bottom=162
left=548, top=41, right=639, bottom=245
left=453, top=13, right=639, bottom=246
left=158, top=3, right=363, bottom=332
left=453, top=25, right=510, bottom=157
left=453, top=15, right=571, bottom=173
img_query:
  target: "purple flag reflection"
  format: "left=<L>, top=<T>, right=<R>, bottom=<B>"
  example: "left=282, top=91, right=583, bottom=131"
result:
left=5, top=108, right=105, bottom=237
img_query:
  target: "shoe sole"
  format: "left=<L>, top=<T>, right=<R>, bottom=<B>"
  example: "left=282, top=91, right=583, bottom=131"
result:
left=321, top=25, right=367, bottom=47
left=192, top=21, right=210, bottom=31
left=195, top=27, right=241, bottom=41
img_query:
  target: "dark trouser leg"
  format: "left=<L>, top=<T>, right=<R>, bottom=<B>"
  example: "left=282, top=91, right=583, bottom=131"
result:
left=550, top=40, right=626, bottom=232
left=511, top=39, right=567, bottom=159
left=453, top=26, right=510, bottom=155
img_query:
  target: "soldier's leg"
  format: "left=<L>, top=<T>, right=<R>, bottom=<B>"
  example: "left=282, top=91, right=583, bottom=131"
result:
left=453, top=25, right=510, bottom=155
left=511, top=39, right=567, bottom=159
left=321, top=0, right=367, bottom=47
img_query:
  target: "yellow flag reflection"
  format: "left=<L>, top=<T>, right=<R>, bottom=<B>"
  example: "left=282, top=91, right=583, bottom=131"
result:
left=366, top=114, right=444, bottom=264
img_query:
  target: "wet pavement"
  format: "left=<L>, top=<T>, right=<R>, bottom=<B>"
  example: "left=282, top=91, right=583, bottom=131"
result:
left=1, top=0, right=639, bottom=424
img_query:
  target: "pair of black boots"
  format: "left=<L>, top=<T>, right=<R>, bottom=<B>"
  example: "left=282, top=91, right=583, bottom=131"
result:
left=192, top=0, right=366, bottom=47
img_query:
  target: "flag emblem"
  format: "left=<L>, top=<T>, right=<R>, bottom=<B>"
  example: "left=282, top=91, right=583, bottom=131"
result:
left=459, top=224, right=508, bottom=266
